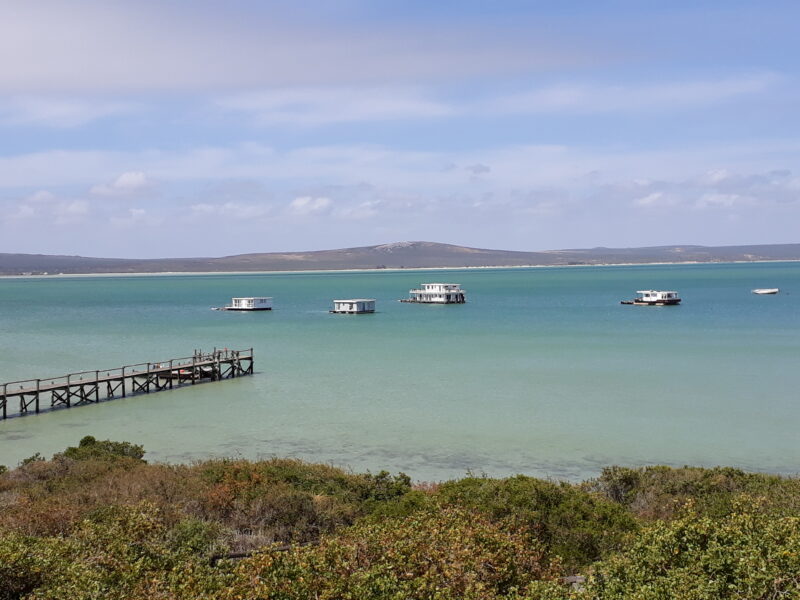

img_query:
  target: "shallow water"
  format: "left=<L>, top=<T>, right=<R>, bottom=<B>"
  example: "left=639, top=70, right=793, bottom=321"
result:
left=1, top=262, right=798, bottom=481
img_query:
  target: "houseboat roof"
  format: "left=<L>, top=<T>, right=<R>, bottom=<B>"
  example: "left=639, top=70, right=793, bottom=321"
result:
left=231, top=296, right=272, bottom=300
left=636, top=290, right=677, bottom=294
left=422, top=283, right=461, bottom=286
left=333, top=298, right=376, bottom=302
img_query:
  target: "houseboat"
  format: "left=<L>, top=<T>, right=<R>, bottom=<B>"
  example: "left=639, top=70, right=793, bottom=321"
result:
left=214, top=297, right=273, bottom=311
left=331, top=299, right=376, bottom=314
left=401, top=283, right=466, bottom=304
left=621, top=290, right=681, bottom=306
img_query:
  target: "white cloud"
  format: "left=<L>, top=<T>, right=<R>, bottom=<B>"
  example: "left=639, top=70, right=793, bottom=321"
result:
left=1, top=140, right=799, bottom=198
left=695, top=193, right=750, bottom=209
left=634, top=192, right=663, bottom=206
left=218, top=87, right=451, bottom=126
left=10, top=203, right=37, bottom=220
left=91, top=171, right=154, bottom=196
left=0, top=3, right=579, bottom=93
left=211, top=74, right=777, bottom=127
left=701, top=169, right=731, bottom=184
left=488, top=74, right=778, bottom=114
left=190, top=202, right=272, bottom=220
left=26, top=190, right=56, bottom=203
left=110, top=208, right=159, bottom=228
left=0, top=97, right=135, bottom=128
left=626, top=168, right=799, bottom=212
left=465, top=164, right=491, bottom=175
left=58, top=200, right=89, bottom=216
left=334, top=200, right=381, bottom=220
left=3, top=190, right=90, bottom=223
left=633, top=195, right=684, bottom=208
left=288, top=196, right=332, bottom=216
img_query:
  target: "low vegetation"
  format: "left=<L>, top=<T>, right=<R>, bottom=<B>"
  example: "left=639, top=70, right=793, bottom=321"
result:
left=1, top=437, right=798, bottom=599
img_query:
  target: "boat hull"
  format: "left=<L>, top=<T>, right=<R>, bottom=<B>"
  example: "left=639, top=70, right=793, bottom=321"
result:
left=399, top=298, right=466, bottom=304
left=621, top=299, right=681, bottom=306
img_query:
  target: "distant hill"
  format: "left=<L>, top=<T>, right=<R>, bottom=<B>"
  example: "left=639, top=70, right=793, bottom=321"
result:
left=1, top=241, right=799, bottom=275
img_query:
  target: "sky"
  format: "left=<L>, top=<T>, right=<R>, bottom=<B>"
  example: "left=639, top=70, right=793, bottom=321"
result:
left=1, top=1, right=798, bottom=258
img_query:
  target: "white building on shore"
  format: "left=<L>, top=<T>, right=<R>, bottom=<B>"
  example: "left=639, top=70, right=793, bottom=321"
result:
left=331, top=299, right=376, bottom=314
left=402, top=283, right=466, bottom=304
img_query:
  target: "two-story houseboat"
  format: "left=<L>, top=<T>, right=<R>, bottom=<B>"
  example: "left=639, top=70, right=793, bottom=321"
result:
left=401, top=283, right=466, bottom=304
left=621, top=290, right=681, bottom=306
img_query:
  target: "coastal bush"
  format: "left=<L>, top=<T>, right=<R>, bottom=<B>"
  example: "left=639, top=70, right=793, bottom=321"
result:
left=0, top=441, right=415, bottom=551
left=0, top=502, right=232, bottom=600
left=167, top=517, right=227, bottom=558
left=224, top=506, right=560, bottom=600
left=3, top=439, right=800, bottom=599
left=59, top=435, right=146, bottom=462
left=434, top=475, right=638, bottom=569
left=195, top=458, right=413, bottom=547
left=581, top=499, right=800, bottom=599
left=18, top=452, right=44, bottom=467
left=590, top=465, right=800, bottom=520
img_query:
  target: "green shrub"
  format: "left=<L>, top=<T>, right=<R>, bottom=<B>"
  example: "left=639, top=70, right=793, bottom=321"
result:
left=4, top=440, right=800, bottom=599
left=60, top=435, right=145, bottom=462
left=591, top=465, right=800, bottom=520
left=0, top=533, right=74, bottom=600
left=225, top=506, right=560, bottom=600
left=0, top=503, right=229, bottom=600
left=435, top=475, right=638, bottom=569
left=18, top=452, right=44, bottom=467
left=583, top=499, right=800, bottom=599
left=167, top=518, right=226, bottom=557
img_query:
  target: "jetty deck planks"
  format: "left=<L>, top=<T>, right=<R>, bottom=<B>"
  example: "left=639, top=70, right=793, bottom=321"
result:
left=0, top=348, right=254, bottom=420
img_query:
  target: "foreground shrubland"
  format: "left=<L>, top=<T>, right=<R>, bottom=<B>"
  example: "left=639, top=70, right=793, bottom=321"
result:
left=1, top=437, right=799, bottom=599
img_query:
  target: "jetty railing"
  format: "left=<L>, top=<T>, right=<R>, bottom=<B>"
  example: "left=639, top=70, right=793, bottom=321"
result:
left=0, top=348, right=254, bottom=420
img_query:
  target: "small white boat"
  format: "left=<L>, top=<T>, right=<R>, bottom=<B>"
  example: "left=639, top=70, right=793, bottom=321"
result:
left=752, top=288, right=779, bottom=295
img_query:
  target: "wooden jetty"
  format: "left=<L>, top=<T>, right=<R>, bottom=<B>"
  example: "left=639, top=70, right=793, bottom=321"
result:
left=0, top=348, right=254, bottom=420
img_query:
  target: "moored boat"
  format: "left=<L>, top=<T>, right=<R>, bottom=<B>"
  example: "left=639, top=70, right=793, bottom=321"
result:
left=214, top=297, right=273, bottom=311
left=330, top=299, right=376, bottom=314
left=621, top=290, right=681, bottom=306
left=401, top=283, right=466, bottom=304
left=752, top=288, right=779, bottom=295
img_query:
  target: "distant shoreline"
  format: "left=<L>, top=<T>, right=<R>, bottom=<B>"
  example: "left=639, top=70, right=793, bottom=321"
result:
left=2, top=258, right=799, bottom=279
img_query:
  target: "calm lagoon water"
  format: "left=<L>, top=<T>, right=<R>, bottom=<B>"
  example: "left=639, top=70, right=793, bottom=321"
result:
left=0, top=262, right=798, bottom=481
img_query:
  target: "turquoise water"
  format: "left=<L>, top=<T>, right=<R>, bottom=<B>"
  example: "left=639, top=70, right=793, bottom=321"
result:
left=0, top=263, right=798, bottom=481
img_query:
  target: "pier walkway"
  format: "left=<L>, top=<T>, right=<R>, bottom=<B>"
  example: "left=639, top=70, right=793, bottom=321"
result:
left=0, top=348, right=254, bottom=420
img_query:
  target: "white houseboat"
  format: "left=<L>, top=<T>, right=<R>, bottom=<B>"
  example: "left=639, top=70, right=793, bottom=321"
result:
left=331, top=299, right=376, bottom=314
left=401, top=283, right=466, bottom=304
left=621, top=290, right=681, bottom=306
left=215, top=297, right=273, bottom=311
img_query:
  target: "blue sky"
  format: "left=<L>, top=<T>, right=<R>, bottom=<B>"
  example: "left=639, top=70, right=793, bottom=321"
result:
left=1, top=1, right=798, bottom=257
